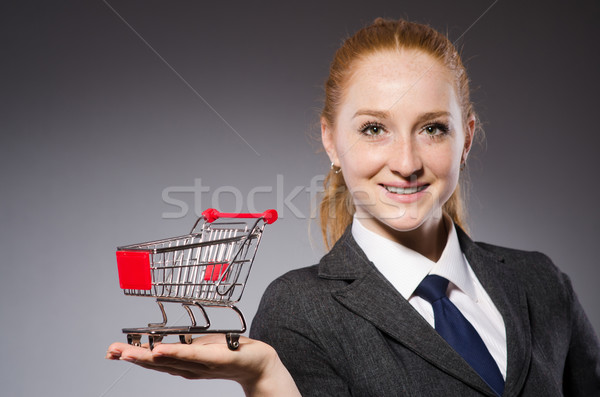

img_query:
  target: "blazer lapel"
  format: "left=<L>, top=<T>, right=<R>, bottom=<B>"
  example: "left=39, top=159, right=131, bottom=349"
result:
left=458, top=228, right=532, bottom=397
left=319, top=229, right=499, bottom=396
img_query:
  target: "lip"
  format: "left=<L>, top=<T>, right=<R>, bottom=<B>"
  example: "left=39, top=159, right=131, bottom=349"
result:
left=380, top=181, right=426, bottom=188
left=379, top=183, right=430, bottom=203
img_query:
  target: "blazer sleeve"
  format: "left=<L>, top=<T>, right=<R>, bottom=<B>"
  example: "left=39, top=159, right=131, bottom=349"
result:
left=561, top=273, right=600, bottom=395
left=250, top=274, right=352, bottom=397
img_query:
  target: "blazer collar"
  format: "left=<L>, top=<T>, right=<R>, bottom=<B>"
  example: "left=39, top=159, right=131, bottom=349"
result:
left=318, top=226, right=371, bottom=280
left=318, top=225, right=531, bottom=397
left=457, top=227, right=532, bottom=397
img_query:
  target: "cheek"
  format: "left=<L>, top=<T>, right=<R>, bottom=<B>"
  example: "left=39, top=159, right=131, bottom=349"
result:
left=338, top=144, right=385, bottom=184
left=430, top=152, right=456, bottom=177
left=423, top=138, right=462, bottom=173
left=424, top=146, right=462, bottom=202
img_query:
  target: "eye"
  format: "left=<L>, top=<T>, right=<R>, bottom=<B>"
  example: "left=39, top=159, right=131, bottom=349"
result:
left=360, top=122, right=386, bottom=136
left=422, top=122, right=450, bottom=137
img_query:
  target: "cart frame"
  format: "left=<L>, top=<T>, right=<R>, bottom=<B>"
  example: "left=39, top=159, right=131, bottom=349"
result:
left=116, top=208, right=277, bottom=350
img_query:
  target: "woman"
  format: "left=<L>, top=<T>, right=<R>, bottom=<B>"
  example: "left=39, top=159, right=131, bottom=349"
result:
left=107, top=18, right=600, bottom=396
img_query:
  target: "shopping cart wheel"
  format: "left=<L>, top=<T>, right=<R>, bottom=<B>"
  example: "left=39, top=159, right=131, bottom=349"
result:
left=179, top=334, right=193, bottom=344
left=127, top=334, right=142, bottom=347
left=148, top=335, right=163, bottom=351
left=226, top=333, right=240, bottom=350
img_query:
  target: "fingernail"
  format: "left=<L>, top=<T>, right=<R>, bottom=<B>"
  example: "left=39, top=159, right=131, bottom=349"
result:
left=120, top=356, right=135, bottom=362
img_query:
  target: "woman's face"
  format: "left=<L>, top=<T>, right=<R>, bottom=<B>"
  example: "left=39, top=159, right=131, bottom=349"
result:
left=322, top=49, right=474, bottom=240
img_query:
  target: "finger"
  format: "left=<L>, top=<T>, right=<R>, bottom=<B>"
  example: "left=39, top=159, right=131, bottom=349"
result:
left=107, top=341, right=223, bottom=380
left=121, top=351, right=219, bottom=380
left=186, top=334, right=252, bottom=345
left=106, top=342, right=148, bottom=360
left=131, top=360, right=201, bottom=380
left=109, top=340, right=218, bottom=368
left=152, top=334, right=253, bottom=359
left=106, top=342, right=128, bottom=358
left=190, top=334, right=230, bottom=345
left=116, top=345, right=156, bottom=364
left=150, top=356, right=216, bottom=377
left=151, top=340, right=231, bottom=365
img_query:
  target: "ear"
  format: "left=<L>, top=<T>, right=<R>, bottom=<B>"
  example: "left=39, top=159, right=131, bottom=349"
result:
left=321, top=118, right=340, bottom=166
left=462, top=114, right=476, bottom=163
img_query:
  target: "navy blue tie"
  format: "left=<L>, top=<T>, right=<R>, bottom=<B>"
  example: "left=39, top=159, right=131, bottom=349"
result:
left=415, top=275, right=505, bottom=396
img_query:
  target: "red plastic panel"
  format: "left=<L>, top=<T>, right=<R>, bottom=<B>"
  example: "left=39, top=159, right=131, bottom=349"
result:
left=204, top=263, right=230, bottom=281
left=116, top=251, right=152, bottom=290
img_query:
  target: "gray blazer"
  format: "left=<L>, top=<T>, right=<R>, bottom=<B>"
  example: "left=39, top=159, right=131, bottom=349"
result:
left=250, top=226, right=600, bottom=396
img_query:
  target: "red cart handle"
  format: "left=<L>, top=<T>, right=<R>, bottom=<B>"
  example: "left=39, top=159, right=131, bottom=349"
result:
left=201, top=208, right=278, bottom=224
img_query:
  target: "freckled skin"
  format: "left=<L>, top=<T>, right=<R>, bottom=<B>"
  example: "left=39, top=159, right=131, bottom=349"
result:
left=322, top=49, right=474, bottom=258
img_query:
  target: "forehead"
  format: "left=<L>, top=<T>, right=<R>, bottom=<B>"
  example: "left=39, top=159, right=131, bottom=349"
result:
left=342, top=49, right=458, bottom=116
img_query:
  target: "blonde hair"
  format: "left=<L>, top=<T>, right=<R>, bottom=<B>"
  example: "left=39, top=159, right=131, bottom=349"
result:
left=319, top=18, right=475, bottom=249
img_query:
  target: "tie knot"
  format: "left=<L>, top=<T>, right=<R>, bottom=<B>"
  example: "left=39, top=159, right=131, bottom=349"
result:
left=415, top=274, right=449, bottom=303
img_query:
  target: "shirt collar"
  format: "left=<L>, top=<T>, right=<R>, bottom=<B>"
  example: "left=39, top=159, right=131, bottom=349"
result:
left=351, top=215, right=478, bottom=302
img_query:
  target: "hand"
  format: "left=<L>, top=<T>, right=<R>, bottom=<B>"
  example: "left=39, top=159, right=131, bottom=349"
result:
left=106, top=334, right=301, bottom=397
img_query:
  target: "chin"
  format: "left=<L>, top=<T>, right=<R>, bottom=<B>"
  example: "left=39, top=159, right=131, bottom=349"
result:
left=382, top=217, right=427, bottom=233
left=363, top=208, right=433, bottom=234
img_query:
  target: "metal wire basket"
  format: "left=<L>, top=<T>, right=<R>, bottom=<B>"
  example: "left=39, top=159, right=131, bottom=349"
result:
left=116, top=208, right=278, bottom=350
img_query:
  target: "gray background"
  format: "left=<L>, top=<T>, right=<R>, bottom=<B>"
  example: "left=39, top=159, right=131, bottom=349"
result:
left=1, top=0, right=599, bottom=396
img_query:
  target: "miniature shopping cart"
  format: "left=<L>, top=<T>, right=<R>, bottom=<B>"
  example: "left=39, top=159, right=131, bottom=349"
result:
left=116, top=208, right=278, bottom=350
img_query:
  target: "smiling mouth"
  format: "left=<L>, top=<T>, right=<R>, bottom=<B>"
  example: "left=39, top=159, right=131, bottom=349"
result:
left=382, top=184, right=428, bottom=195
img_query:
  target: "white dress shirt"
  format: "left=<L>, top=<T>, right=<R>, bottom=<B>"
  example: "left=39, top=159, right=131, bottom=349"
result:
left=351, top=215, right=507, bottom=378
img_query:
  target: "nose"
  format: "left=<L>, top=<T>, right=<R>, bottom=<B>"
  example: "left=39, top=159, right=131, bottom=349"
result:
left=387, top=135, right=423, bottom=177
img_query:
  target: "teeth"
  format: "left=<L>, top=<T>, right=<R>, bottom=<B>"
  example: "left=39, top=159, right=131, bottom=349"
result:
left=384, top=185, right=426, bottom=194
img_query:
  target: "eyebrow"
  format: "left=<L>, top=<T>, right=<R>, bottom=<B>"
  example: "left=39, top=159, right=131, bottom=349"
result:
left=352, top=109, right=452, bottom=123
left=414, top=111, right=453, bottom=124
left=352, top=109, right=390, bottom=119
